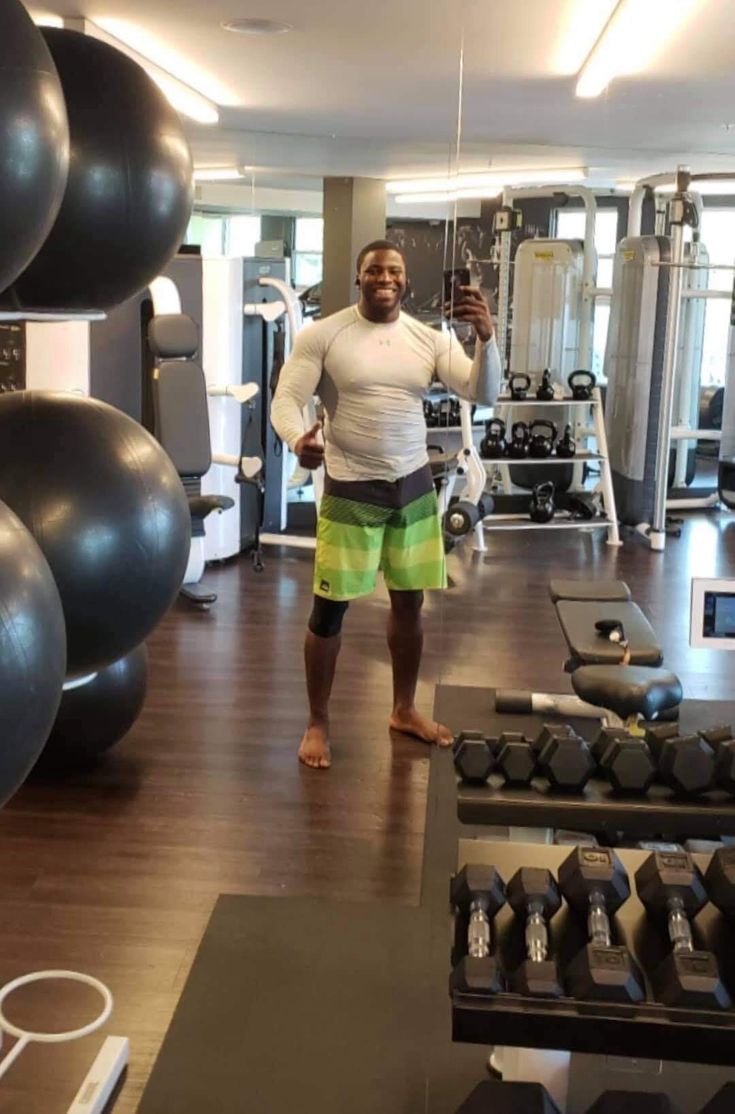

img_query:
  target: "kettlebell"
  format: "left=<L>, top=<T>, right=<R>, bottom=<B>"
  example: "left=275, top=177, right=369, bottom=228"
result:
left=508, top=421, right=530, bottom=459
left=536, top=369, right=555, bottom=401
left=509, top=373, right=531, bottom=401
left=529, top=481, right=555, bottom=523
left=556, top=423, right=576, bottom=458
left=568, top=369, right=596, bottom=401
left=528, top=419, right=557, bottom=459
left=480, top=418, right=507, bottom=459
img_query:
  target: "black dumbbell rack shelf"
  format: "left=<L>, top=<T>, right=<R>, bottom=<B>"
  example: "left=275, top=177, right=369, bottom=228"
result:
left=495, top=396, right=596, bottom=406
left=483, top=454, right=604, bottom=465
left=481, top=517, right=613, bottom=532
left=457, top=775, right=735, bottom=837
left=451, top=841, right=735, bottom=1063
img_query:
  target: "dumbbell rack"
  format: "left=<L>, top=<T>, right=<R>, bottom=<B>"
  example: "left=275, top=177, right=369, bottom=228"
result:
left=443, top=688, right=735, bottom=839
left=451, top=840, right=735, bottom=1064
left=485, top=388, right=621, bottom=547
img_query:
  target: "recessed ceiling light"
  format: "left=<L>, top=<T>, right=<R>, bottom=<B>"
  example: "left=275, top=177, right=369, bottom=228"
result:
left=222, top=18, right=292, bottom=35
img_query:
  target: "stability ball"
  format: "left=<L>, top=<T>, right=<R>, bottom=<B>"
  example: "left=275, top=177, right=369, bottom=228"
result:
left=7, top=28, right=193, bottom=312
left=0, top=392, right=190, bottom=677
left=0, top=500, right=66, bottom=800
left=44, top=644, right=149, bottom=765
left=0, top=0, right=69, bottom=292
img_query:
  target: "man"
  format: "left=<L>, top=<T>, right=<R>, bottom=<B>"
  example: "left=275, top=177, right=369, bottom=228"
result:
left=271, top=240, right=501, bottom=769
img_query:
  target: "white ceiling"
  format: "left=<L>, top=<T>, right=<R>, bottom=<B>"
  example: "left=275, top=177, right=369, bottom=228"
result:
left=32, top=0, right=735, bottom=197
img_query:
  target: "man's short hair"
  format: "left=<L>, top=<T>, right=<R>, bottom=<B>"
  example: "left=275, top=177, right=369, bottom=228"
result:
left=356, top=240, right=406, bottom=273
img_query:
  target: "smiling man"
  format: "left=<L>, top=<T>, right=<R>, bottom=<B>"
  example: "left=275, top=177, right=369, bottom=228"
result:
left=271, top=240, right=501, bottom=769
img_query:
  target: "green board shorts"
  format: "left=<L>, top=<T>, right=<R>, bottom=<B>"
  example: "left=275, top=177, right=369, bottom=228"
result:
left=314, top=463, right=447, bottom=601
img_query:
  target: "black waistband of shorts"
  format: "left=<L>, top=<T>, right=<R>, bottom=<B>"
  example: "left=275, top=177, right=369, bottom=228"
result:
left=323, top=463, right=433, bottom=509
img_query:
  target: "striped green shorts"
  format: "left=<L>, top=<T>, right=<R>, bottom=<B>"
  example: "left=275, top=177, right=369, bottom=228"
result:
left=314, top=464, right=447, bottom=601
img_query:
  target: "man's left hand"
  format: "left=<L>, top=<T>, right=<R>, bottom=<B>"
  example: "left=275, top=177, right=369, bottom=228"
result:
left=446, top=287, right=494, bottom=343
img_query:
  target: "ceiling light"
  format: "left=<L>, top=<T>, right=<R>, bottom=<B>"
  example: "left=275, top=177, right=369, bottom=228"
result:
left=222, top=18, right=292, bottom=35
left=576, top=0, right=702, bottom=98
left=387, top=168, right=587, bottom=196
left=194, top=167, right=244, bottom=181
left=89, top=18, right=237, bottom=120
left=29, top=10, right=64, bottom=27
left=554, top=0, right=618, bottom=74
left=395, top=189, right=504, bottom=204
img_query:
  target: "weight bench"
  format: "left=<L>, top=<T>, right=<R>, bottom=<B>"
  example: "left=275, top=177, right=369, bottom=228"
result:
left=498, top=580, right=683, bottom=727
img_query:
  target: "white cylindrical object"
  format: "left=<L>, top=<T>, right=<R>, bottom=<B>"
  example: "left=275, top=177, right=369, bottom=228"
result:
left=202, top=257, right=244, bottom=562
left=652, top=216, right=687, bottom=543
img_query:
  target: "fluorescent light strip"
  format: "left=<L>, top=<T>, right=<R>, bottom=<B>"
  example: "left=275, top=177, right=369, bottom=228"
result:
left=81, top=20, right=220, bottom=124
left=616, top=179, right=735, bottom=196
left=576, top=0, right=702, bottom=98
left=386, top=167, right=586, bottom=196
left=194, top=167, right=244, bottom=181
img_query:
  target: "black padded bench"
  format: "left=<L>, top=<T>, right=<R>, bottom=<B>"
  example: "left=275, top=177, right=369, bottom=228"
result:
left=498, top=581, right=682, bottom=725
left=550, top=580, right=681, bottom=722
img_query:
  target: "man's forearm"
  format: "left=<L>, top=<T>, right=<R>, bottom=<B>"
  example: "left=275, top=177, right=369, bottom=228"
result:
left=468, top=336, right=502, bottom=405
left=271, top=389, right=308, bottom=451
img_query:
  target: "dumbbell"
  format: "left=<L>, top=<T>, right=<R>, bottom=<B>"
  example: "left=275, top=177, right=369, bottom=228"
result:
left=699, top=724, right=735, bottom=793
left=700, top=1084, right=735, bottom=1114
left=635, top=850, right=731, bottom=1008
left=456, top=1081, right=561, bottom=1114
left=453, top=731, right=498, bottom=784
left=599, top=736, right=656, bottom=795
left=646, top=723, right=715, bottom=795
left=558, top=847, right=645, bottom=1002
left=507, top=867, right=563, bottom=997
left=535, top=726, right=594, bottom=792
left=449, top=864, right=506, bottom=994
left=704, top=845, right=735, bottom=919
left=584, top=1094, right=675, bottom=1114
left=496, top=732, right=537, bottom=786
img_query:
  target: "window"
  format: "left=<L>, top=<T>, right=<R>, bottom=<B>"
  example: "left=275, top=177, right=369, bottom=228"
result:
left=698, top=208, right=735, bottom=387
left=293, top=218, right=323, bottom=288
left=185, top=213, right=226, bottom=255
left=227, top=215, right=261, bottom=257
left=555, top=208, right=619, bottom=379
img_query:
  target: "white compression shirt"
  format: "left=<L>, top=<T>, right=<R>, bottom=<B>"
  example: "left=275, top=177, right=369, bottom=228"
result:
left=271, top=305, right=502, bottom=482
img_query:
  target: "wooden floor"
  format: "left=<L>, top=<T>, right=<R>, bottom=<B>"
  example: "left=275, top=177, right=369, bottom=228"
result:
left=1, top=512, right=735, bottom=1111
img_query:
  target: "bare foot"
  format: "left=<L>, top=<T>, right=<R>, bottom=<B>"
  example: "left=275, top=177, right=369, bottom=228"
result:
left=298, top=722, right=332, bottom=769
left=389, top=706, right=454, bottom=747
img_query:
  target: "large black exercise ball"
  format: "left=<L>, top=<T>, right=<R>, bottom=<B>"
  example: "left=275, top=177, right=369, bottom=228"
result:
left=0, top=1, right=69, bottom=293
left=0, top=500, right=66, bottom=799
left=44, top=644, right=149, bottom=765
left=0, top=392, right=190, bottom=677
left=7, top=28, right=193, bottom=312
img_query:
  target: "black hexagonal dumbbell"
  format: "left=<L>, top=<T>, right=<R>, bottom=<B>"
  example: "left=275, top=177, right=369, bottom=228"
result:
left=600, top=737, right=656, bottom=795
left=700, top=1084, right=735, bottom=1114
left=590, top=725, right=631, bottom=767
left=698, top=725, right=735, bottom=795
left=584, top=1093, right=675, bottom=1114
left=537, top=729, right=595, bottom=793
left=558, top=847, right=645, bottom=1003
left=449, top=864, right=506, bottom=994
left=635, top=850, right=732, bottom=1009
left=453, top=731, right=498, bottom=784
left=457, top=1080, right=561, bottom=1114
left=496, top=732, right=537, bottom=786
left=532, top=723, right=575, bottom=756
left=507, top=867, right=563, bottom=997
left=704, top=845, right=735, bottom=918
left=658, top=736, right=715, bottom=796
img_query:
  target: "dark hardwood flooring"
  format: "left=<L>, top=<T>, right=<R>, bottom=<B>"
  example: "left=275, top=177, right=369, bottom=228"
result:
left=1, top=512, right=734, bottom=1111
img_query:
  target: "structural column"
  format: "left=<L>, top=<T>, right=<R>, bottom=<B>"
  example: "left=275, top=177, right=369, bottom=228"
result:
left=321, top=178, right=385, bottom=317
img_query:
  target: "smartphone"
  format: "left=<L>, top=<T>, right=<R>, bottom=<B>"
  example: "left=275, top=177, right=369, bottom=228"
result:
left=443, top=267, right=471, bottom=311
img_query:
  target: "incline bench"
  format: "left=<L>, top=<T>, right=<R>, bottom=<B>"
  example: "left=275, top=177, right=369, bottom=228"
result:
left=497, top=580, right=683, bottom=728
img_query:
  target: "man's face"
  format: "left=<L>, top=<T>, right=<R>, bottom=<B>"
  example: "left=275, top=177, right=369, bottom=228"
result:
left=356, top=249, right=407, bottom=316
